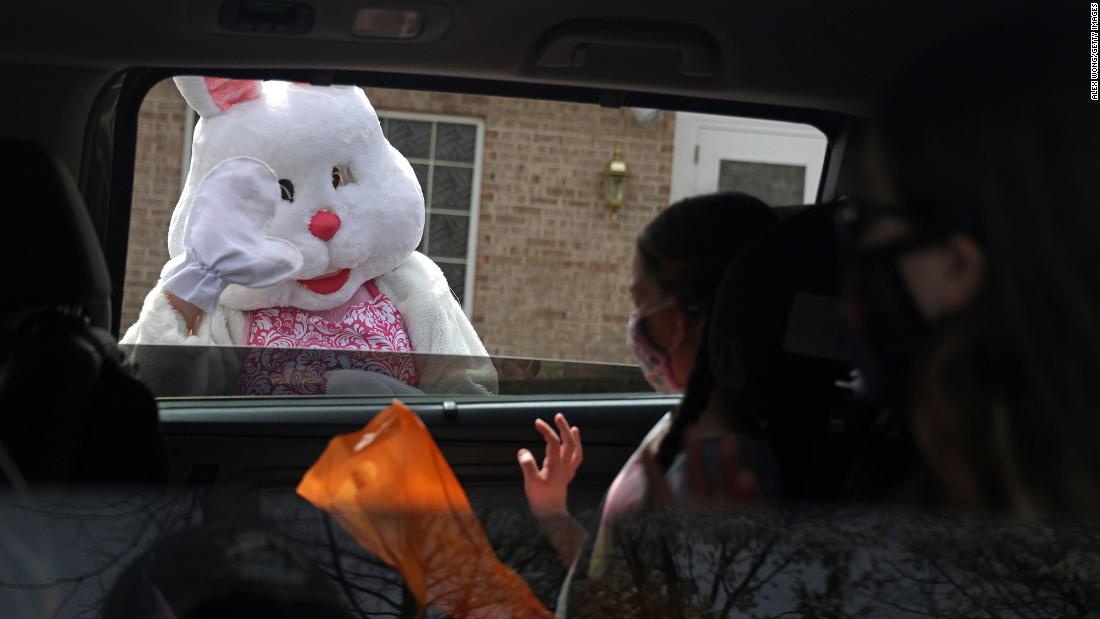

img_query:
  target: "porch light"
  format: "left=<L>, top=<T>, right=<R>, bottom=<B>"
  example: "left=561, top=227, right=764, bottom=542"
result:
left=602, top=145, right=630, bottom=221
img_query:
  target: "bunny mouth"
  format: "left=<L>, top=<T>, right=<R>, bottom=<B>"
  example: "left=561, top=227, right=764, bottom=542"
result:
left=297, top=268, right=351, bottom=295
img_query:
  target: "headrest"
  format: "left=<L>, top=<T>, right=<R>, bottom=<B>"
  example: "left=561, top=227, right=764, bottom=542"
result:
left=708, top=201, right=852, bottom=430
left=103, top=522, right=348, bottom=618
left=0, top=138, right=111, bottom=328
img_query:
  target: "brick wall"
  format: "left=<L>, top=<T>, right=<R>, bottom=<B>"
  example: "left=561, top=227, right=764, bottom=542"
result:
left=124, top=81, right=675, bottom=364
left=123, top=80, right=190, bottom=330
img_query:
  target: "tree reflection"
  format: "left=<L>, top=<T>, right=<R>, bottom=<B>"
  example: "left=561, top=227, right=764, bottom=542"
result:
left=7, top=490, right=1099, bottom=618
left=0, top=488, right=199, bottom=618
left=566, top=505, right=1100, bottom=618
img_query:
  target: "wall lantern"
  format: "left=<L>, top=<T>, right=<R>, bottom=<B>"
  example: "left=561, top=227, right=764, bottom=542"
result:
left=602, top=145, right=630, bottom=221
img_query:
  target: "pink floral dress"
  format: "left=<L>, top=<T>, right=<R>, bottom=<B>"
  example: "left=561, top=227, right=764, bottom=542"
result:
left=237, top=281, right=417, bottom=395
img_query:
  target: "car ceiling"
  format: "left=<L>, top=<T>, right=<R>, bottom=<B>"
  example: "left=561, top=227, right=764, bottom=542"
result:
left=0, top=0, right=1065, bottom=351
left=0, top=0, right=1057, bottom=174
left=6, top=0, right=1055, bottom=113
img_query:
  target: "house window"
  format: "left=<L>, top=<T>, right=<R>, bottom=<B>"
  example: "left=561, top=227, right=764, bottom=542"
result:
left=379, top=112, right=484, bottom=316
left=718, top=160, right=806, bottom=206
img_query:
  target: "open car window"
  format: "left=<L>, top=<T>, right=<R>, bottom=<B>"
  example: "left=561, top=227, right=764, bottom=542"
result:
left=122, top=78, right=828, bottom=398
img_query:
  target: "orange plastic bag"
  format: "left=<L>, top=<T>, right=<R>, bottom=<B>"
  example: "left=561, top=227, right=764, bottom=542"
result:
left=297, top=400, right=552, bottom=619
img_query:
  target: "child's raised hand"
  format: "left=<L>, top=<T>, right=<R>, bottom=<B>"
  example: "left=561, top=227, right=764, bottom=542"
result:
left=517, top=413, right=583, bottom=519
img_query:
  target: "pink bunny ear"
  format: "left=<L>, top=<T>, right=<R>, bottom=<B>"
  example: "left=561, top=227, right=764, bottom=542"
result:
left=173, top=76, right=262, bottom=118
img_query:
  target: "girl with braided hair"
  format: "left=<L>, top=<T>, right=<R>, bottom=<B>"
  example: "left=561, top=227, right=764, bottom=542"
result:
left=515, top=192, right=779, bottom=569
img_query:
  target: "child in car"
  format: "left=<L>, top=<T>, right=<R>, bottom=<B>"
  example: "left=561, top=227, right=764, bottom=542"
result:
left=515, top=192, right=779, bottom=568
left=527, top=195, right=865, bottom=616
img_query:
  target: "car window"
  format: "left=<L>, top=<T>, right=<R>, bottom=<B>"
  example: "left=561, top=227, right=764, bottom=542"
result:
left=122, top=78, right=828, bottom=398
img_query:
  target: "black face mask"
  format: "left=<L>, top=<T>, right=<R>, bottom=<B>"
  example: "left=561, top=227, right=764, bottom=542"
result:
left=835, top=197, right=960, bottom=411
left=842, top=247, right=933, bottom=410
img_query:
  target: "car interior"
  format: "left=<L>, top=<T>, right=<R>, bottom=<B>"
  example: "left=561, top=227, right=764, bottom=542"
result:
left=0, top=0, right=1070, bottom=616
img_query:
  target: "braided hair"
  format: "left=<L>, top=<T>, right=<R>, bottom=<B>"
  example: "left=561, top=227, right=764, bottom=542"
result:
left=633, top=192, right=777, bottom=471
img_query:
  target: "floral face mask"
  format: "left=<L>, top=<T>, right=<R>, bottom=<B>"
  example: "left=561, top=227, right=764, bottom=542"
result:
left=626, top=299, right=685, bottom=394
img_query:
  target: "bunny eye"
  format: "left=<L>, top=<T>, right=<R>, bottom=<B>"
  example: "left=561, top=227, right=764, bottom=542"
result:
left=332, top=164, right=354, bottom=189
left=278, top=179, right=295, bottom=202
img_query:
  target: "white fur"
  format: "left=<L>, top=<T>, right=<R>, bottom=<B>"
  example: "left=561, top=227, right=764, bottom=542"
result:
left=123, top=78, right=496, bottom=395
left=123, top=252, right=496, bottom=394
left=170, top=80, right=423, bottom=311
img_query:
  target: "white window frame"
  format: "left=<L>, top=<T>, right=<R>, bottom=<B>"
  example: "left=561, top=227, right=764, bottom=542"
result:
left=377, top=110, right=484, bottom=318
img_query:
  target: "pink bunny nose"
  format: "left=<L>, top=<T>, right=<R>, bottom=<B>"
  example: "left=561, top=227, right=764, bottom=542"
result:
left=309, top=210, right=341, bottom=241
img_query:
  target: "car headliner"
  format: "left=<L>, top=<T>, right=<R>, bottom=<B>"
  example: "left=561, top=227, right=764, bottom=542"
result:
left=4, top=0, right=1056, bottom=112
left=0, top=0, right=1056, bottom=175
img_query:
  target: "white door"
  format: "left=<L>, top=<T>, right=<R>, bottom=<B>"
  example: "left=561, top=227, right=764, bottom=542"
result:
left=669, top=112, right=829, bottom=206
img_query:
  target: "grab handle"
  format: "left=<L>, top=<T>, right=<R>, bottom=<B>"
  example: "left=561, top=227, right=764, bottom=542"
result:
left=534, top=19, right=718, bottom=77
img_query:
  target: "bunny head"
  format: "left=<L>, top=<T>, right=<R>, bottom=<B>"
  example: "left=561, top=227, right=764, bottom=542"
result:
left=167, top=77, right=425, bottom=311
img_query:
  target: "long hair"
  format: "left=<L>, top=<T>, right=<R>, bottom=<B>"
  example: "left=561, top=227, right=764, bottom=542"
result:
left=876, top=9, right=1100, bottom=512
left=634, top=192, right=777, bottom=470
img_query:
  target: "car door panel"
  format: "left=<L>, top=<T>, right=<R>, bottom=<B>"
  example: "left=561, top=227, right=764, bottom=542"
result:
left=160, top=395, right=677, bottom=517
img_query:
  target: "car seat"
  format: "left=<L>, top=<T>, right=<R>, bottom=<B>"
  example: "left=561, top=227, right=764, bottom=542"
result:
left=102, top=521, right=354, bottom=619
left=0, top=138, right=166, bottom=483
left=709, top=201, right=920, bottom=500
